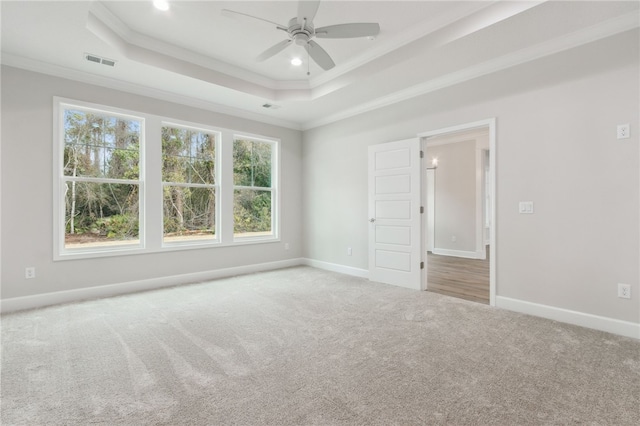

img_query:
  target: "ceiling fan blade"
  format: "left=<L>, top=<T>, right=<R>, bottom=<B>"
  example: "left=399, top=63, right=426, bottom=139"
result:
left=257, top=39, right=292, bottom=62
left=297, top=0, right=320, bottom=26
left=221, top=9, right=287, bottom=31
left=307, top=40, right=335, bottom=71
left=315, top=23, right=380, bottom=39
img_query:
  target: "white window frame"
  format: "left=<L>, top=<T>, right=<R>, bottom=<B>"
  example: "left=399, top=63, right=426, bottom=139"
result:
left=53, top=98, right=280, bottom=261
left=53, top=98, right=146, bottom=260
left=232, top=134, right=279, bottom=243
left=160, top=121, right=221, bottom=248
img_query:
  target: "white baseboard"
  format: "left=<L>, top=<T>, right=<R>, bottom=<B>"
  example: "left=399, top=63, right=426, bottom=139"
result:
left=432, top=248, right=485, bottom=260
left=302, top=258, right=369, bottom=279
left=1, top=258, right=304, bottom=314
left=11, top=260, right=634, bottom=340
left=496, top=296, right=640, bottom=340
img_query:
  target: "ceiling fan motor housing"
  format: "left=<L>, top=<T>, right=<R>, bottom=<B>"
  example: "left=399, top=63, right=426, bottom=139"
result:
left=288, top=17, right=314, bottom=45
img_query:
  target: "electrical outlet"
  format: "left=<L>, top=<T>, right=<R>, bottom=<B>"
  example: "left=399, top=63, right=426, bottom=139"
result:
left=617, top=124, right=630, bottom=139
left=25, top=267, right=36, bottom=279
left=618, top=283, right=631, bottom=299
left=451, top=236, right=457, bottom=243
left=284, top=243, right=290, bottom=250
left=347, top=247, right=352, bottom=256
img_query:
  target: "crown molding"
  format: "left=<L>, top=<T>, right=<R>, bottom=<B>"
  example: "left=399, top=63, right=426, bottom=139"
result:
left=302, top=11, right=640, bottom=130
left=307, top=0, right=496, bottom=88
left=83, top=0, right=552, bottom=114
left=3, top=8, right=636, bottom=133
left=88, top=1, right=496, bottom=93
left=89, top=1, right=298, bottom=91
left=88, top=1, right=525, bottom=102
left=0, top=53, right=302, bottom=131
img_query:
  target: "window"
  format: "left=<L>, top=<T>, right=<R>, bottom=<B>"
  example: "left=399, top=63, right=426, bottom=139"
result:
left=233, top=138, right=276, bottom=239
left=57, top=104, right=143, bottom=254
left=161, top=125, right=219, bottom=244
left=54, top=98, right=279, bottom=259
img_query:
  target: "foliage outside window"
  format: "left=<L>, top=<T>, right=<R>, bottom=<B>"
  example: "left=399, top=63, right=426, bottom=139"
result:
left=61, top=107, right=142, bottom=250
left=233, top=138, right=275, bottom=239
left=162, top=125, right=218, bottom=243
left=55, top=99, right=279, bottom=260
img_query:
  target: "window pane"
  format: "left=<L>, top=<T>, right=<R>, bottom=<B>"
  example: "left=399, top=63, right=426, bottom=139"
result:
left=63, top=110, right=140, bottom=179
left=234, top=189, right=272, bottom=237
left=64, top=182, right=139, bottom=248
left=162, top=127, right=215, bottom=185
left=163, top=186, right=216, bottom=242
left=233, top=139, right=272, bottom=187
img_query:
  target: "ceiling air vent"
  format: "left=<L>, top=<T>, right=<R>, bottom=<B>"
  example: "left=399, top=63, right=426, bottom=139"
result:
left=84, top=53, right=116, bottom=67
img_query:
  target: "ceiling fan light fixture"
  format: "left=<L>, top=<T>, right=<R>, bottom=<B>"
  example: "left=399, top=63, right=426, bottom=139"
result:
left=223, top=0, right=380, bottom=71
left=153, top=0, right=170, bottom=12
left=291, top=57, right=302, bottom=66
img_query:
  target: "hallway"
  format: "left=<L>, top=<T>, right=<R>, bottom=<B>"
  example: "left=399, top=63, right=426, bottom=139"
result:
left=427, top=247, right=490, bottom=304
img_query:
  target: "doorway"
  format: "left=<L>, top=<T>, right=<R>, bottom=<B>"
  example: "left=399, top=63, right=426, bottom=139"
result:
left=419, top=119, right=496, bottom=306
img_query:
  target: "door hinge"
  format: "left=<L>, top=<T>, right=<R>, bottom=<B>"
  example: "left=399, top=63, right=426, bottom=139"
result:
left=420, top=206, right=424, bottom=214
left=420, top=150, right=424, bottom=158
left=420, top=261, right=425, bottom=269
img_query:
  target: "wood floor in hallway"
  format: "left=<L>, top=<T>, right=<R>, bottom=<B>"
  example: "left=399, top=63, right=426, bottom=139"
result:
left=427, top=247, right=490, bottom=304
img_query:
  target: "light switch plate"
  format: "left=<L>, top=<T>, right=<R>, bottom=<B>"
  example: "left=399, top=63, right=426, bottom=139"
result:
left=519, top=201, right=534, bottom=214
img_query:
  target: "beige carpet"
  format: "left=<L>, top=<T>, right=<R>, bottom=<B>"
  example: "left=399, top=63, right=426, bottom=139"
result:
left=1, top=266, right=639, bottom=425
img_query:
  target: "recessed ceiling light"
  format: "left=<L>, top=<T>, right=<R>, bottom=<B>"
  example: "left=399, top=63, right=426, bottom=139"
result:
left=153, top=0, right=170, bottom=11
left=291, top=58, right=302, bottom=66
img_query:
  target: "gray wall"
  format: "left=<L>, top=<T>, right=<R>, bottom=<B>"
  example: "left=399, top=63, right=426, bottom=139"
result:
left=1, top=66, right=303, bottom=299
left=1, top=30, right=638, bottom=328
left=302, top=30, right=639, bottom=324
left=429, top=140, right=476, bottom=253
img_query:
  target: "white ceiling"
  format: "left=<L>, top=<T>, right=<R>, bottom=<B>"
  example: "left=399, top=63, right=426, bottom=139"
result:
left=2, top=1, right=638, bottom=130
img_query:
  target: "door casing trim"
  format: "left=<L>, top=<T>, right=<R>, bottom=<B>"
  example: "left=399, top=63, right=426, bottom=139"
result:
left=418, top=118, right=496, bottom=306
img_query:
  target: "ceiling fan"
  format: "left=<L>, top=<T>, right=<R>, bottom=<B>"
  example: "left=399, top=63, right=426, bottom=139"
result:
left=221, top=0, right=380, bottom=71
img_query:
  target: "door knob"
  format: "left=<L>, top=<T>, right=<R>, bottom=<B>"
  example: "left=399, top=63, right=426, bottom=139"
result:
left=369, top=218, right=376, bottom=223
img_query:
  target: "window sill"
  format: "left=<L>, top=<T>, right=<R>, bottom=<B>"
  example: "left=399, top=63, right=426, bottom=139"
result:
left=54, top=236, right=281, bottom=261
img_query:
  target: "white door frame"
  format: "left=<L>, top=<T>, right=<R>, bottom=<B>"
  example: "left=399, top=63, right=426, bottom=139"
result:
left=418, top=118, right=496, bottom=306
left=425, top=168, right=436, bottom=252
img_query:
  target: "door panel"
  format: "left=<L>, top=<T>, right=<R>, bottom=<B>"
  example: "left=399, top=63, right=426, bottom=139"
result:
left=375, top=250, right=411, bottom=271
left=375, top=148, right=411, bottom=170
left=368, top=138, right=423, bottom=290
left=375, top=174, right=411, bottom=194
left=375, top=200, right=411, bottom=219
left=376, top=226, right=411, bottom=245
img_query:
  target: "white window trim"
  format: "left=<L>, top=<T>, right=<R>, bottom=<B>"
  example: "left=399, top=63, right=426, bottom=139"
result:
left=53, top=98, right=280, bottom=261
left=232, top=134, right=280, bottom=243
left=53, top=98, right=146, bottom=261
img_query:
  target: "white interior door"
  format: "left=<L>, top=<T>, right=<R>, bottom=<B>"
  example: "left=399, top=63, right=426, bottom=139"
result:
left=368, top=138, right=423, bottom=290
